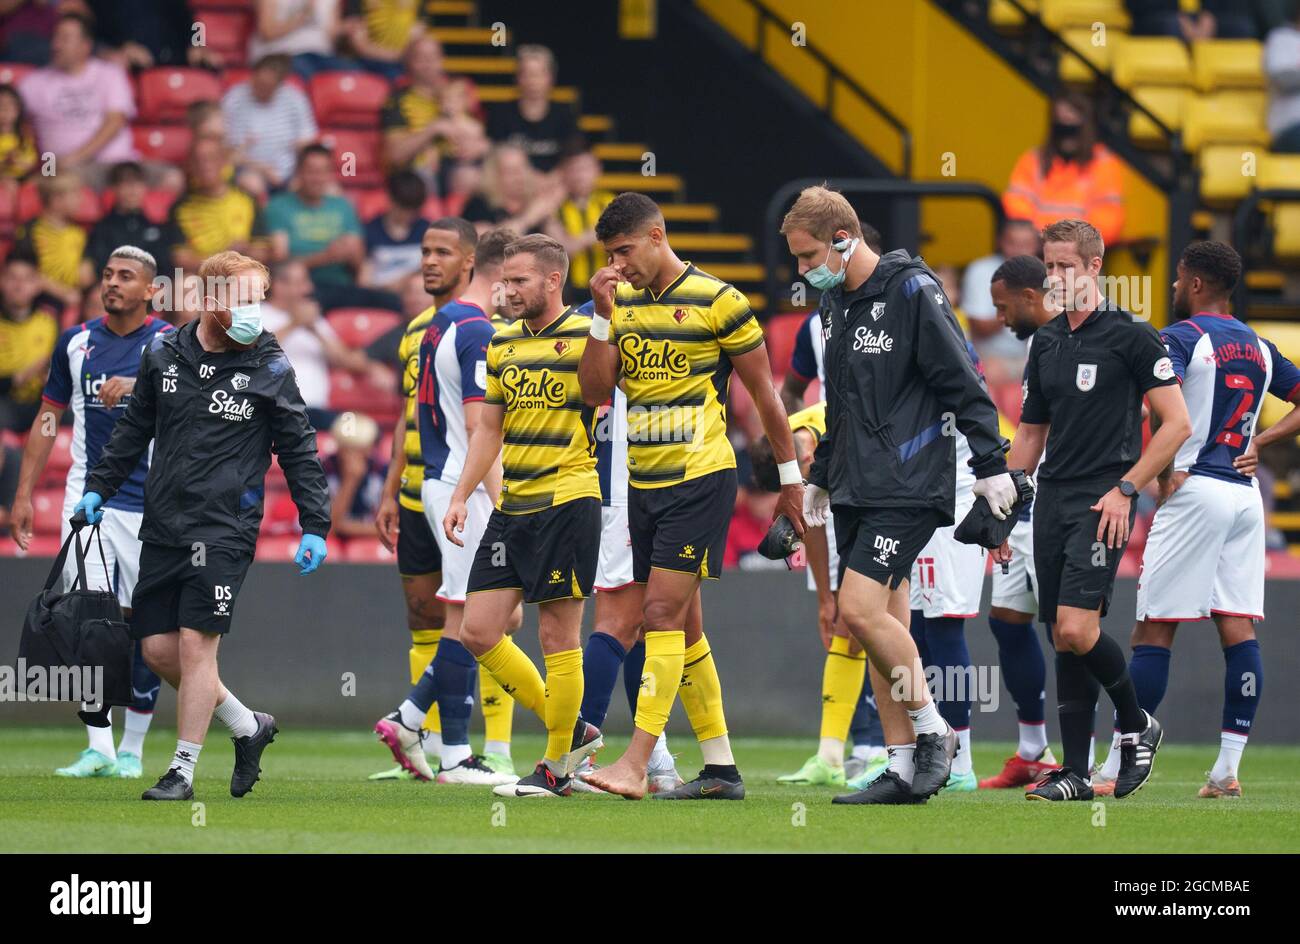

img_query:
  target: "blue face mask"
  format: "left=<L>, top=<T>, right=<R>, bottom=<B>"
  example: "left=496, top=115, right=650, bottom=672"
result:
left=805, top=237, right=859, bottom=291
left=223, top=302, right=263, bottom=345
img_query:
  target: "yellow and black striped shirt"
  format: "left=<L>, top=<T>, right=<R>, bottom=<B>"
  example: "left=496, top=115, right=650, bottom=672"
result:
left=15, top=217, right=85, bottom=290
left=169, top=186, right=265, bottom=260
left=397, top=304, right=438, bottom=512
left=557, top=190, right=615, bottom=292
left=612, top=263, right=765, bottom=488
left=486, top=307, right=600, bottom=514
left=348, top=0, right=430, bottom=54
left=788, top=400, right=826, bottom=439
left=380, top=85, right=443, bottom=174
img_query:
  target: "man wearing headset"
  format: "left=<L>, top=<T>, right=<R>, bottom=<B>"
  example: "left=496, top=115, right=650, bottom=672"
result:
left=781, top=186, right=1017, bottom=805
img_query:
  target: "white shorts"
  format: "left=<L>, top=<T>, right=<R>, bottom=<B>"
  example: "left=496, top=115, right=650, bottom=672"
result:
left=909, top=520, right=986, bottom=619
left=59, top=498, right=142, bottom=610
left=990, top=514, right=1038, bottom=614
left=805, top=518, right=840, bottom=593
left=422, top=478, right=492, bottom=604
left=595, top=504, right=634, bottom=591
left=1136, top=474, right=1265, bottom=622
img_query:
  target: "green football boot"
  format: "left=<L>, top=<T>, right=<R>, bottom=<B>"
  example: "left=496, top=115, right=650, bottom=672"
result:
left=777, top=754, right=847, bottom=786
left=55, top=748, right=117, bottom=778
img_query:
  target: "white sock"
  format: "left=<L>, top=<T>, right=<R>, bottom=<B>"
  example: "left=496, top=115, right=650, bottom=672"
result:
left=440, top=742, right=472, bottom=770
left=421, top=729, right=442, bottom=759
left=118, top=709, right=153, bottom=758
left=649, top=733, right=673, bottom=769
left=86, top=719, right=116, bottom=759
left=397, top=700, right=425, bottom=731
left=1211, top=732, right=1248, bottom=781
left=699, top=733, right=734, bottom=766
left=172, top=739, right=202, bottom=783
left=1016, top=721, right=1049, bottom=760
left=855, top=744, right=888, bottom=762
left=1088, top=735, right=1097, bottom=773
left=951, top=728, right=972, bottom=775
left=817, top=736, right=845, bottom=767
left=886, top=743, right=916, bottom=784
left=213, top=692, right=258, bottom=739
left=907, top=700, right=947, bottom=736
left=483, top=739, right=510, bottom=758
left=1099, top=730, right=1123, bottom=780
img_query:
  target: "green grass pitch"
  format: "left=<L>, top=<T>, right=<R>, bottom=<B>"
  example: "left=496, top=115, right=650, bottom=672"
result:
left=2, top=727, right=1297, bottom=853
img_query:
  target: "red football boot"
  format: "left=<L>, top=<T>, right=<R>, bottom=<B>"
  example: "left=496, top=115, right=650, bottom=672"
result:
left=979, top=748, right=1061, bottom=789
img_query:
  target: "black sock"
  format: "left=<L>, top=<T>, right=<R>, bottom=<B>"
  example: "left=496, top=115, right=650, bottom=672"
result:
left=1081, top=633, right=1146, bottom=733
left=1056, top=651, right=1098, bottom=775
left=703, top=764, right=740, bottom=782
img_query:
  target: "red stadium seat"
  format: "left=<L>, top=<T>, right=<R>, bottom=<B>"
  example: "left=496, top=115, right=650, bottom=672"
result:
left=344, top=537, right=396, bottom=564
left=220, top=67, right=306, bottom=94
left=315, top=430, right=336, bottom=458
left=195, top=9, right=252, bottom=67
left=310, top=71, right=390, bottom=129
left=763, top=311, right=807, bottom=376
left=45, top=427, right=74, bottom=477
left=60, top=306, right=82, bottom=330
left=328, top=369, right=404, bottom=422
left=137, top=67, right=223, bottom=124
left=318, top=129, right=383, bottom=186
left=350, top=187, right=445, bottom=222
left=0, top=62, right=34, bottom=86
left=256, top=534, right=345, bottom=562
left=133, top=124, right=194, bottom=164
left=325, top=308, right=402, bottom=348
left=16, top=180, right=102, bottom=225
left=32, top=489, right=65, bottom=535
left=142, top=189, right=179, bottom=225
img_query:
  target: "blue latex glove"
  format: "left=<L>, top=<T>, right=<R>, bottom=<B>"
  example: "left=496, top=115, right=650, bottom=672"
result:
left=72, top=491, right=104, bottom=525
left=295, top=533, right=327, bottom=575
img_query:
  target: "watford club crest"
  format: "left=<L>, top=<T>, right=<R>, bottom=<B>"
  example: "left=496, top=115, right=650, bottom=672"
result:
left=672, top=308, right=689, bottom=323
left=554, top=340, right=570, bottom=356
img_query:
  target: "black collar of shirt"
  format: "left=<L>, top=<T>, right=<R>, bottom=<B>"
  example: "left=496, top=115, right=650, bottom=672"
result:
left=523, top=306, right=574, bottom=337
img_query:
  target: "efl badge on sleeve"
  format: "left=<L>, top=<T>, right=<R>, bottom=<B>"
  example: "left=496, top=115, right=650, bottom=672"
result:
left=1075, top=363, right=1097, bottom=392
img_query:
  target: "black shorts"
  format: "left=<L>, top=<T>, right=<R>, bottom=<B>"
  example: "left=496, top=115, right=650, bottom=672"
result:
left=834, top=504, right=947, bottom=590
left=628, top=468, right=737, bottom=583
left=1033, top=479, right=1136, bottom=624
left=131, top=542, right=254, bottom=637
left=467, top=498, right=601, bottom=604
left=397, top=503, right=441, bottom=577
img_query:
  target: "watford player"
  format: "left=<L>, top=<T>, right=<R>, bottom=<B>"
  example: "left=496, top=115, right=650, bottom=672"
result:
left=578, top=193, right=805, bottom=800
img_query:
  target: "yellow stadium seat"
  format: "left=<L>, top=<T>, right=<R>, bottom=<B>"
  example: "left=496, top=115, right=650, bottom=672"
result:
left=1199, top=144, right=1255, bottom=204
left=1248, top=321, right=1300, bottom=431
left=1272, top=203, right=1300, bottom=258
left=1059, top=26, right=1111, bottom=84
left=1182, top=91, right=1269, bottom=152
left=1128, top=85, right=1189, bottom=146
left=990, top=0, right=1038, bottom=29
left=1040, top=0, right=1130, bottom=31
left=1192, top=39, right=1265, bottom=93
left=1258, top=153, right=1300, bottom=191
left=1112, top=36, right=1191, bottom=89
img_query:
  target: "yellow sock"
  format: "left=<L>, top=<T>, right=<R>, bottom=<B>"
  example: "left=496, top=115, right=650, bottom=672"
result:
left=820, top=635, right=866, bottom=741
left=409, top=628, right=442, bottom=734
left=477, top=637, right=546, bottom=720
left=634, top=630, right=685, bottom=737
left=542, top=649, right=583, bottom=763
left=678, top=634, right=728, bottom=741
left=478, top=666, right=515, bottom=745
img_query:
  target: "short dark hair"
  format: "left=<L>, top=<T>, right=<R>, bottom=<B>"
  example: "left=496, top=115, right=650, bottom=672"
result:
left=57, top=12, right=95, bottom=42
left=108, top=161, right=145, bottom=187
left=296, top=142, right=333, bottom=170
left=386, top=170, right=426, bottom=211
left=748, top=436, right=780, bottom=493
left=991, top=254, right=1047, bottom=293
left=1179, top=240, right=1241, bottom=295
left=859, top=220, right=883, bottom=254
left=476, top=227, right=518, bottom=271
left=428, top=216, right=478, bottom=253
left=505, top=233, right=569, bottom=281
left=5, top=246, right=38, bottom=269
left=595, top=192, right=663, bottom=243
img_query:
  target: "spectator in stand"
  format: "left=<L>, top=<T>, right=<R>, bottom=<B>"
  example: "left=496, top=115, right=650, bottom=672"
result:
left=436, top=76, right=490, bottom=205
left=1126, top=0, right=1277, bottom=40
left=261, top=258, right=391, bottom=428
left=960, top=217, right=1040, bottom=361
left=0, top=0, right=57, bottom=65
left=359, top=170, right=431, bottom=296
left=362, top=269, right=426, bottom=376
left=82, top=162, right=180, bottom=283
left=1266, top=5, right=1300, bottom=153
left=87, top=0, right=223, bottom=70
left=14, top=172, right=88, bottom=307
left=725, top=479, right=782, bottom=571
left=1003, top=92, right=1124, bottom=246
left=340, top=0, right=432, bottom=80
left=545, top=148, right=614, bottom=302
left=0, top=84, right=37, bottom=200
left=0, top=437, right=22, bottom=537
left=266, top=143, right=399, bottom=310
left=222, top=53, right=320, bottom=200
left=324, top=410, right=386, bottom=537
left=0, top=250, right=60, bottom=433
left=486, top=44, right=582, bottom=173
left=462, top=143, right=564, bottom=235
left=249, top=0, right=348, bottom=81
left=169, top=137, right=270, bottom=272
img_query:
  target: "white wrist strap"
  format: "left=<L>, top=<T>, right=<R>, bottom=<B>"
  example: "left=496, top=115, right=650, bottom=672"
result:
left=589, top=314, right=610, bottom=342
left=777, top=460, right=801, bottom=486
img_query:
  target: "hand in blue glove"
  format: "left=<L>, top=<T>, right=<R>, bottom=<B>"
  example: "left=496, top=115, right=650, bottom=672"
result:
left=295, top=533, right=327, bottom=575
left=72, top=491, right=104, bottom=526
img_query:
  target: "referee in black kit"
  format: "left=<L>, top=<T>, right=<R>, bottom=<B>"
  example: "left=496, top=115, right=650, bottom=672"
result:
left=1003, top=220, right=1191, bottom=802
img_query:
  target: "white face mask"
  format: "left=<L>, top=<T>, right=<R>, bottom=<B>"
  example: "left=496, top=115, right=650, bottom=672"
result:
left=805, top=237, right=859, bottom=291
left=208, top=297, right=263, bottom=344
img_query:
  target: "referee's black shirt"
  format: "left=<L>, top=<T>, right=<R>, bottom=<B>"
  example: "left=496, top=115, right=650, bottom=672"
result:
left=1021, top=301, right=1178, bottom=484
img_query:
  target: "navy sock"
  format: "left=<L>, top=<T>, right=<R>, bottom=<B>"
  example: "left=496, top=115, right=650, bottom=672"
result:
left=923, top=617, right=972, bottom=730
left=433, top=638, right=476, bottom=748
left=1056, top=650, right=1099, bottom=775
left=1128, top=644, right=1171, bottom=715
left=988, top=616, right=1046, bottom=724
left=580, top=632, right=626, bottom=728
left=131, top=644, right=161, bottom=712
left=909, top=611, right=931, bottom=669
left=1081, top=633, right=1145, bottom=733
left=623, top=640, right=646, bottom=715
left=1222, top=639, right=1262, bottom=736
left=408, top=660, right=438, bottom=716
left=850, top=683, right=884, bottom=747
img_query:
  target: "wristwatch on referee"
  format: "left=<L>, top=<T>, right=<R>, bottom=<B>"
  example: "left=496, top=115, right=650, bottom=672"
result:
left=1118, top=480, right=1138, bottom=499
